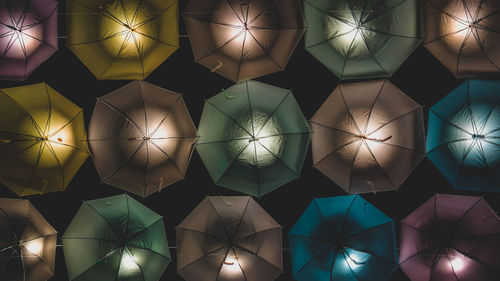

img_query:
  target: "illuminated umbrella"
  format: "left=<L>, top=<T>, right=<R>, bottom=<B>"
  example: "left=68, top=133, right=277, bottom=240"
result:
left=67, top=0, right=179, bottom=80
left=62, top=194, right=171, bottom=281
left=0, top=0, right=57, bottom=81
left=177, top=196, right=282, bottom=281
left=0, top=198, right=57, bottom=281
left=427, top=80, right=500, bottom=192
left=0, top=83, right=89, bottom=196
left=289, top=195, right=398, bottom=281
left=183, top=0, right=305, bottom=82
left=196, top=80, right=311, bottom=197
left=400, top=194, right=500, bottom=281
left=88, top=81, right=197, bottom=198
left=303, top=0, right=423, bottom=80
left=424, top=0, right=500, bottom=78
left=310, top=80, right=425, bottom=194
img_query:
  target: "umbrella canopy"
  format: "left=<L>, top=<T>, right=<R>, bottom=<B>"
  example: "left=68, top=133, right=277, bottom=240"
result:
left=427, top=80, right=500, bottom=192
left=310, top=80, right=425, bottom=194
left=289, top=195, right=398, bottom=281
left=88, top=81, right=197, bottom=198
left=0, top=0, right=57, bottom=81
left=62, top=194, right=171, bottom=281
left=424, top=0, right=500, bottom=78
left=0, top=198, right=57, bottom=281
left=0, top=83, right=88, bottom=196
left=400, top=194, right=500, bottom=281
left=177, top=196, right=282, bottom=281
left=303, top=0, right=422, bottom=80
left=183, top=0, right=305, bottom=82
left=196, top=80, right=311, bottom=197
left=67, top=0, right=179, bottom=80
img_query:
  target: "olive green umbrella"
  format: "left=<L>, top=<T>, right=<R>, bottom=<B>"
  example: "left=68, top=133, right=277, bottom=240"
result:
left=303, top=0, right=423, bottom=80
left=196, top=80, right=311, bottom=197
left=0, top=83, right=89, bottom=196
left=62, top=194, right=171, bottom=281
left=67, top=0, right=179, bottom=80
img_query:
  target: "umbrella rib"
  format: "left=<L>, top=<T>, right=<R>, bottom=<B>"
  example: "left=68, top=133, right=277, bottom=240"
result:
left=252, top=142, right=261, bottom=198
left=205, top=100, right=253, bottom=137
left=234, top=30, right=248, bottom=82
left=246, top=81, right=255, bottom=137
left=42, top=84, right=53, bottom=136
left=292, top=245, right=335, bottom=277
left=472, top=28, right=500, bottom=71
left=455, top=29, right=472, bottom=76
left=231, top=197, right=251, bottom=242
left=453, top=141, right=477, bottom=187
left=233, top=226, right=281, bottom=243
left=223, top=0, right=244, bottom=24
left=344, top=245, right=398, bottom=265
left=448, top=197, right=483, bottom=238
left=194, top=29, right=245, bottom=62
left=0, top=141, right=39, bottom=166
left=61, top=237, right=117, bottom=244
left=118, top=0, right=131, bottom=27
left=194, top=137, right=252, bottom=146
left=254, top=90, right=292, bottom=137
left=375, top=141, right=426, bottom=155
left=71, top=0, right=124, bottom=26
left=97, top=32, right=133, bottom=79
left=363, top=80, right=386, bottom=135
left=338, top=86, right=363, bottom=135
left=0, top=91, right=44, bottom=137
left=452, top=247, right=500, bottom=271
left=343, top=221, right=394, bottom=238
left=312, top=199, right=338, bottom=237
left=25, top=142, right=44, bottom=191
left=256, top=141, right=299, bottom=177
left=309, top=121, right=359, bottom=137
left=361, top=0, right=408, bottom=24
left=357, top=33, right=390, bottom=77
left=102, top=141, right=145, bottom=182
left=68, top=30, right=127, bottom=46
left=233, top=243, right=283, bottom=272
left=258, top=132, right=310, bottom=140
left=214, top=247, right=232, bottom=281
left=477, top=103, right=497, bottom=134
left=0, top=130, right=37, bottom=139
left=206, top=198, right=232, bottom=240
left=364, top=140, right=399, bottom=190
left=177, top=245, right=227, bottom=272
left=339, top=29, right=359, bottom=80
left=428, top=109, right=472, bottom=135
left=149, top=95, right=182, bottom=137
left=132, top=0, right=178, bottom=28
left=339, top=196, right=358, bottom=235
left=454, top=232, right=500, bottom=240
left=98, top=99, right=146, bottom=136
left=130, top=28, right=179, bottom=49
left=312, top=138, right=361, bottom=169
left=399, top=246, right=435, bottom=265
left=144, top=141, right=150, bottom=196
left=288, top=233, right=335, bottom=244
left=182, top=14, right=243, bottom=28
left=425, top=0, right=470, bottom=25
left=342, top=251, right=363, bottom=281
left=45, top=142, right=65, bottom=188
left=131, top=32, right=146, bottom=80
left=83, top=202, right=124, bottom=241
left=176, top=227, right=225, bottom=243
left=366, top=107, right=422, bottom=137
left=127, top=243, right=171, bottom=261
left=347, top=141, right=364, bottom=194
left=149, top=141, right=185, bottom=178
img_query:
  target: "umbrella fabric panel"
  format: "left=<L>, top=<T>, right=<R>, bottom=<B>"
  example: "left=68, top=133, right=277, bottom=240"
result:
left=197, top=80, right=310, bottom=197
left=88, top=81, right=197, bottom=197
left=67, top=0, right=179, bottom=80
left=304, top=0, right=422, bottom=80
left=0, top=83, right=88, bottom=196
left=311, top=80, right=425, bottom=194
left=0, top=198, right=57, bottom=281
left=184, top=0, right=305, bottom=82
left=424, top=0, right=500, bottom=78
left=427, top=80, right=500, bottom=192
left=0, top=0, right=58, bottom=80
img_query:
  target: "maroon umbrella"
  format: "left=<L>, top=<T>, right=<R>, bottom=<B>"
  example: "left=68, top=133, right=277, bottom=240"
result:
left=0, top=0, right=57, bottom=80
left=400, top=194, right=500, bottom=281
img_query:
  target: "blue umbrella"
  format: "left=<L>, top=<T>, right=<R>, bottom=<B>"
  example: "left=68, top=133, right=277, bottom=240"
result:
left=427, top=80, right=500, bottom=192
left=289, top=195, right=398, bottom=281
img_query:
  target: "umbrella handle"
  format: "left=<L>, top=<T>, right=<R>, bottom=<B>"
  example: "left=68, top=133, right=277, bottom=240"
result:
left=211, top=61, right=223, bottom=72
left=220, top=196, right=233, bottom=206
left=40, top=179, right=48, bottom=195
left=0, top=139, right=11, bottom=143
left=158, top=177, right=164, bottom=192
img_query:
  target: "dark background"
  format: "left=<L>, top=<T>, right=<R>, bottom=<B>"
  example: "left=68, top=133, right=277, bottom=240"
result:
left=1, top=1, right=500, bottom=281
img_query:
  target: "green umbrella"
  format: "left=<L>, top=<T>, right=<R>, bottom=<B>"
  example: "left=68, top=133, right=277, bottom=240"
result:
left=196, top=80, right=311, bottom=197
left=303, top=0, right=423, bottom=80
left=62, top=194, right=170, bottom=281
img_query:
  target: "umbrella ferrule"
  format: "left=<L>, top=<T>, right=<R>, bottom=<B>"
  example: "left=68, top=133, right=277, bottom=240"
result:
left=472, top=134, right=485, bottom=140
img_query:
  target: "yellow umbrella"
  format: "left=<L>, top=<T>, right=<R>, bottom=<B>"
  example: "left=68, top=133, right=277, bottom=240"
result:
left=67, top=0, right=179, bottom=80
left=0, top=83, right=89, bottom=196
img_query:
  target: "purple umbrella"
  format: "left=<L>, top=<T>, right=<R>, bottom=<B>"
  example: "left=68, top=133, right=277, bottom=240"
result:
left=0, top=0, right=57, bottom=80
left=400, top=194, right=500, bottom=281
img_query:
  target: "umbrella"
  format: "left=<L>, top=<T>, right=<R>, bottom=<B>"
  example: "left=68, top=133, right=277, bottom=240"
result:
left=183, top=0, right=305, bottom=82
left=196, top=80, right=311, bottom=197
left=400, top=194, right=500, bottom=280
left=67, top=0, right=179, bottom=80
left=289, top=195, right=398, bottom=281
left=62, top=194, right=171, bottom=281
left=310, top=80, right=425, bottom=194
left=427, top=80, right=500, bottom=192
left=303, top=0, right=423, bottom=80
left=88, top=81, right=197, bottom=198
left=0, top=82, right=89, bottom=196
left=177, top=196, right=282, bottom=281
left=424, top=0, right=500, bottom=78
left=0, top=198, right=57, bottom=281
left=0, top=0, right=57, bottom=81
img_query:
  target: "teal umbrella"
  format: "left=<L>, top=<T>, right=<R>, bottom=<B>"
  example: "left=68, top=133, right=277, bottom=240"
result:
left=62, top=194, right=170, bottom=281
